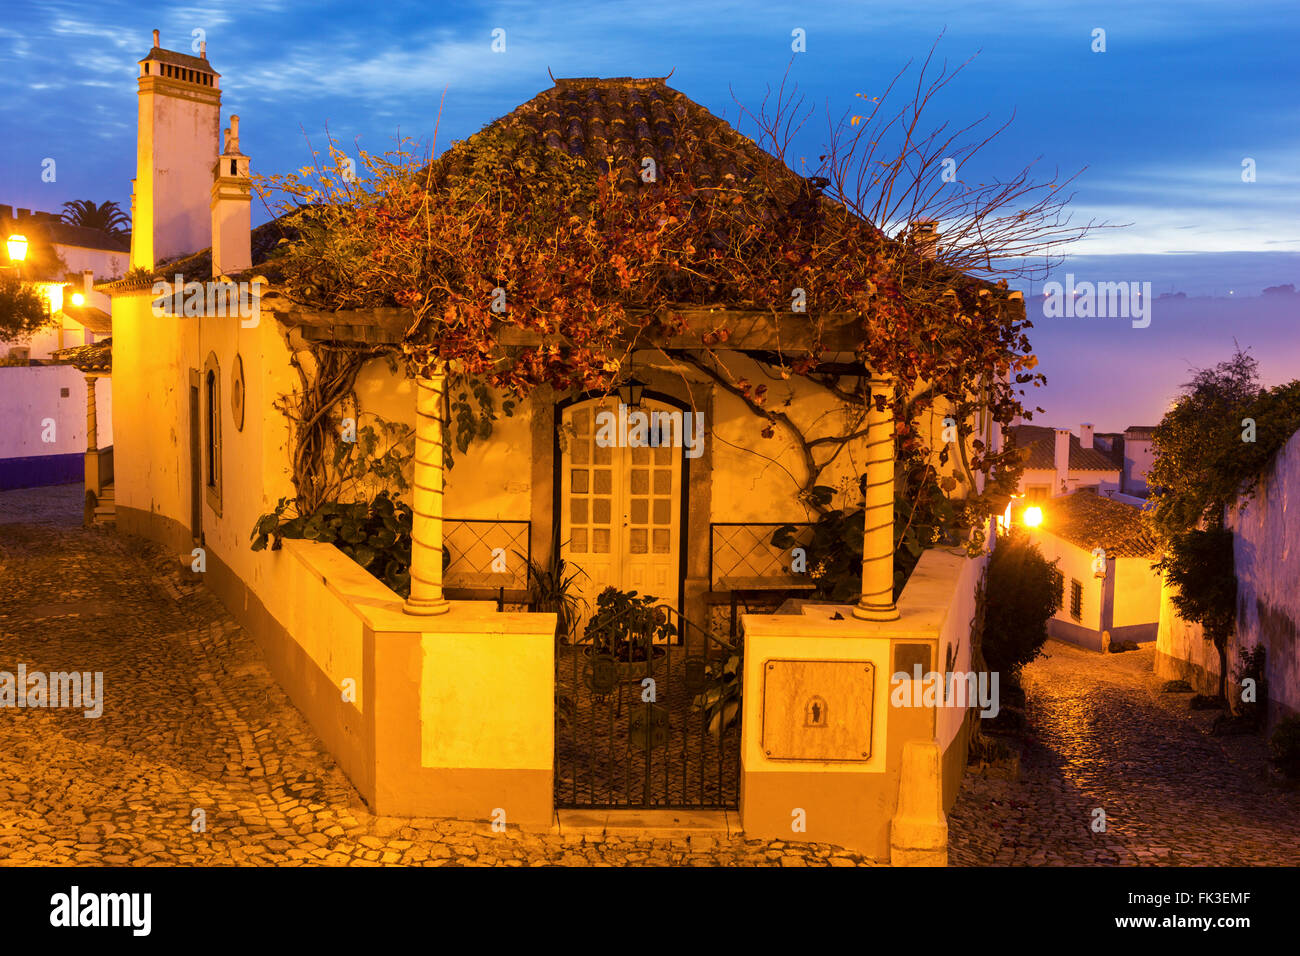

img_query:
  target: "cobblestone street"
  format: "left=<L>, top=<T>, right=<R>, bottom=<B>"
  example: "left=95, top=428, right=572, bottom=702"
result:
left=949, top=639, right=1300, bottom=865
left=0, top=485, right=870, bottom=867
left=3, top=485, right=1298, bottom=867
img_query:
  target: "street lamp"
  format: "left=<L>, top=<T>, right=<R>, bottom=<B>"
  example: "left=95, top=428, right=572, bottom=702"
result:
left=6, top=234, right=28, bottom=262
left=1023, top=505, right=1043, bottom=528
left=71, top=292, right=85, bottom=307
left=617, top=377, right=645, bottom=408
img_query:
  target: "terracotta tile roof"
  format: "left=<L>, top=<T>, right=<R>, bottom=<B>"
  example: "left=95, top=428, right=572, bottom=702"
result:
left=1009, top=424, right=1121, bottom=472
left=51, top=338, right=112, bottom=373
left=473, top=76, right=805, bottom=195
left=99, top=216, right=295, bottom=292
left=1039, top=490, right=1159, bottom=557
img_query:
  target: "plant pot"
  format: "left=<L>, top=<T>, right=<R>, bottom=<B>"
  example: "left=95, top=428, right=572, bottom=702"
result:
left=583, top=644, right=667, bottom=683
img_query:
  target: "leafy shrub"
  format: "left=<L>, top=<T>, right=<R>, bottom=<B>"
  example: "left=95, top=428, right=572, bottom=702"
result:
left=771, top=455, right=968, bottom=604
left=980, top=530, right=1062, bottom=682
left=521, top=551, right=587, bottom=642
left=250, top=491, right=422, bottom=598
left=1268, top=716, right=1300, bottom=780
left=0, top=271, right=54, bottom=343
left=584, top=587, right=676, bottom=662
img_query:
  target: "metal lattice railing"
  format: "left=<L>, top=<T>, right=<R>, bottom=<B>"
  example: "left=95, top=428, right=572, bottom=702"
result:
left=443, top=519, right=531, bottom=590
left=709, top=522, right=815, bottom=589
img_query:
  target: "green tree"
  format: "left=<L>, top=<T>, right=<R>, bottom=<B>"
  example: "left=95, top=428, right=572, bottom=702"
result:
left=981, top=529, right=1062, bottom=682
left=0, top=271, right=52, bottom=343
left=1149, top=347, right=1260, bottom=542
left=1149, top=347, right=1300, bottom=702
left=60, top=199, right=130, bottom=237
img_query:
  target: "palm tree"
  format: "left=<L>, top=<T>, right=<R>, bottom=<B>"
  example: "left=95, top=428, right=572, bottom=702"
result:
left=60, top=199, right=130, bottom=238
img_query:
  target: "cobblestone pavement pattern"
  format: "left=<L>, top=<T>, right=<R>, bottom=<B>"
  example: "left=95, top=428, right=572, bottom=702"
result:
left=5, top=487, right=1298, bottom=866
left=0, top=486, right=871, bottom=867
left=949, top=639, right=1300, bottom=865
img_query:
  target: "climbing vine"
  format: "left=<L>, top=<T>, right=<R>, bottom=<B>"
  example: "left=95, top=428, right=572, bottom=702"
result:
left=252, top=52, right=1093, bottom=570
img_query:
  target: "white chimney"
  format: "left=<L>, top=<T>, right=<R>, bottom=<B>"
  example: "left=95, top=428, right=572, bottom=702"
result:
left=1080, top=423, right=1094, bottom=449
left=82, top=269, right=93, bottom=294
left=1054, top=427, right=1071, bottom=495
left=133, top=29, right=221, bottom=269
left=211, top=114, right=252, bottom=277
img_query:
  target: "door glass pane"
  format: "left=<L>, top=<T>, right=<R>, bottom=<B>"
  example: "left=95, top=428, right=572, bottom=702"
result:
left=631, top=468, right=649, bottom=495
left=571, top=440, right=590, bottom=465
left=569, top=528, right=588, bottom=553
left=593, top=498, right=611, bottom=524
left=653, top=498, right=671, bottom=525
left=653, top=443, right=672, bottom=465
left=630, top=529, right=648, bottom=554
left=653, top=529, right=670, bottom=553
left=593, top=443, right=612, bottom=465
left=630, top=498, right=648, bottom=524
left=630, top=444, right=649, bottom=465
left=571, top=469, right=589, bottom=493
left=653, top=470, right=670, bottom=495
left=593, top=470, right=612, bottom=494
left=570, top=498, right=588, bottom=524
left=593, top=529, right=610, bottom=553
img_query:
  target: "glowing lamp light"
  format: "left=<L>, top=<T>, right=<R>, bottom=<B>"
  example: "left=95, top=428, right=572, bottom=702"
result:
left=71, top=292, right=86, bottom=307
left=6, top=234, right=28, bottom=262
left=1023, top=505, right=1043, bottom=528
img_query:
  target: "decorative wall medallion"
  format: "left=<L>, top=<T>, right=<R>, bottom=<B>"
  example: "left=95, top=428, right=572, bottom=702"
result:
left=231, top=353, right=245, bottom=431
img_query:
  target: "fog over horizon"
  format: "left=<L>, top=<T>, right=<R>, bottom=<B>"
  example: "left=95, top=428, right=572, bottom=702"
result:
left=1010, top=277, right=1300, bottom=433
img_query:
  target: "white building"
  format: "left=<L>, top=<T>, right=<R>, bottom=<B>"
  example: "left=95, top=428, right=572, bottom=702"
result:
left=1023, top=489, right=1162, bottom=651
left=1010, top=423, right=1122, bottom=499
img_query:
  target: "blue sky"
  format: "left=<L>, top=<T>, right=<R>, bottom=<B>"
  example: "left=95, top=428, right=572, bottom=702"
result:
left=2, top=0, right=1297, bottom=428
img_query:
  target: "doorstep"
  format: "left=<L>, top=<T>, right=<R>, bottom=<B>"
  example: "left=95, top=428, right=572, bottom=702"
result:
left=554, top=809, right=738, bottom=840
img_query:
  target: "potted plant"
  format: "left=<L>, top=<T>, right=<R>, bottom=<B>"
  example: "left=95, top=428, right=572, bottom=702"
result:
left=583, top=586, right=676, bottom=682
left=520, top=550, right=588, bottom=643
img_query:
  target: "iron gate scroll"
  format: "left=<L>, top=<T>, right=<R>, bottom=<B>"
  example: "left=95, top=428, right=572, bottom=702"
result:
left=554, top=601, right=741, bottom=809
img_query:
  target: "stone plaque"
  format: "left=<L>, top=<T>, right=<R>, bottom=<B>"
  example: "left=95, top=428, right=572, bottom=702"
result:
left=761, top=659, right=874, bottom=761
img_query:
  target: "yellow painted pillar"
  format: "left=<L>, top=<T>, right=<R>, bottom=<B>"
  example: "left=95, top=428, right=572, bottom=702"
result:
left=85, top=375, right=98, bottom=452
left=403, top=363, right=451, bottom=616
left=853, top=377, right=899, bottom=622
left=890, top=739, right=948, bottom=865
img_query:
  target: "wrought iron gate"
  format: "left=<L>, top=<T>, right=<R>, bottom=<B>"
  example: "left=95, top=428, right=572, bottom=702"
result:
left=554, top=601, right=741, bottom=809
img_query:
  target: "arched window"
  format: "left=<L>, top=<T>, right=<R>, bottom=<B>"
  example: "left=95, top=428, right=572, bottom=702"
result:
left=204, top=352, right=222, bottom=515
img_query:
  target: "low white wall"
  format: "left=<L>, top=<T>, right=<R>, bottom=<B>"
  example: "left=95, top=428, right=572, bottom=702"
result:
left=0, top=365, right=111, bottom=457
left=1155, top=579, right=1218, bottom=692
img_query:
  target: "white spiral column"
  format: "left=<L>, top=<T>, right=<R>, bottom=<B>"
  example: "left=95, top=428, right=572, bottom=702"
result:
left=853, top=377, right=900, bottom=622
left=403, top=363, right=452, bottom=616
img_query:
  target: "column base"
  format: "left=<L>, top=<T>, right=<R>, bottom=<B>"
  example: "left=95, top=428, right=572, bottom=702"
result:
left=402, top=596, right=452, bottom=616
left=853, top=601, right=899, bottom=622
